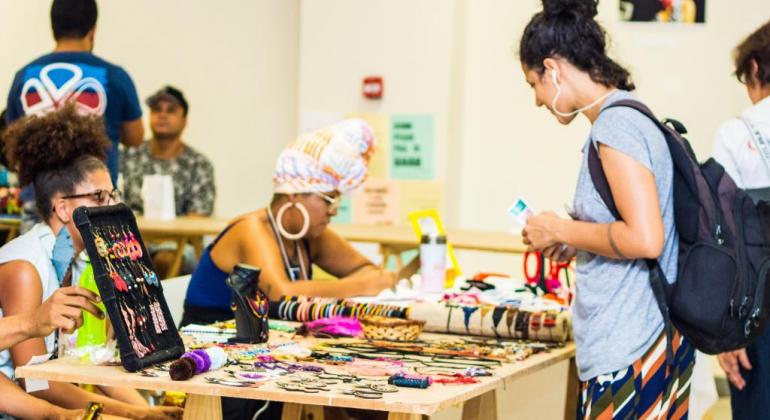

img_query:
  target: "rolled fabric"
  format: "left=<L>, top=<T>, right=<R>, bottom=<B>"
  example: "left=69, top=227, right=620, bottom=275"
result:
left=409, top=301, right=571, bottom=343
left=273, top=119, right=375, bottom=194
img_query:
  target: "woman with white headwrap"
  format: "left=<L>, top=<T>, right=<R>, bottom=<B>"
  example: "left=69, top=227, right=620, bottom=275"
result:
left=180, top=119, right=398, bottom=327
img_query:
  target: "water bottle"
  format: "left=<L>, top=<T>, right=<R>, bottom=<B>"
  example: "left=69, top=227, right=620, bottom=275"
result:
left=76, top=259, right=106, bottom=349
left=420, top=234, right=447, bottom=294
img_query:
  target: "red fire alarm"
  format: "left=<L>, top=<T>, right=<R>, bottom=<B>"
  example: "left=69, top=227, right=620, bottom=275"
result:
left=362, top=76, right=383, bottom=99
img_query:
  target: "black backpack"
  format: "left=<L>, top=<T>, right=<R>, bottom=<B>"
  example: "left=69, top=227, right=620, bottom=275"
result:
left=588, top=99, right=770, bottom=358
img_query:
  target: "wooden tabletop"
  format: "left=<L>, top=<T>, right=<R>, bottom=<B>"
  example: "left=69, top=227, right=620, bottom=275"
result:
left=136, top=216, right=228, bottom=237
left=135, top=216, right=526, bottom=254
left=333, top=224, right=527, bottom=254
left=16, top=337, right=574, bottom=416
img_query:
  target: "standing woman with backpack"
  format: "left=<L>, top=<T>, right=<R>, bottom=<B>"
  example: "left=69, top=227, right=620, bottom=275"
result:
left=519, top=0, right=694, bottom=418
left=712, top=19, right=770, bottom=420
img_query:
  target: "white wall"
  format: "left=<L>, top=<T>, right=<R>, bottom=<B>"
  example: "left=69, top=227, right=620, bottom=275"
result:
left=297, top=0, right=770, bottom=233
left=458, top=0, right=770, bottom=230
left=2, top=0, right=769, bottom=234
left=0, top=0, right=300, bottom=218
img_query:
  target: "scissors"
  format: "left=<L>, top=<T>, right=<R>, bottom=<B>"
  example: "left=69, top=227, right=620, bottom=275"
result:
left=523, top=251, right=571, bottom=294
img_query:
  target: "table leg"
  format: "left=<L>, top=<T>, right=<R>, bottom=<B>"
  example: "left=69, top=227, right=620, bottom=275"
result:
left=183, top=394, right=221, bottom=420
left=190, top=236, right=204, bottom=260
left=387, top=413, right=424, bottom=420
left=166, top=238, right=187, bottom=279
left=281, top=402, right=304, bottom=420
left=5, top=226, right=18, bottom=243
left=461, top=389, right=496, bottom=420
left=563, top=357, right=579, bottom=419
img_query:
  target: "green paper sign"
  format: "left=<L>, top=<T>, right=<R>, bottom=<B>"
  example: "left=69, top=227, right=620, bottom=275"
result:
left=390, top=115, right=434, bottom=179
left=331, top=194, right=353, bottom=224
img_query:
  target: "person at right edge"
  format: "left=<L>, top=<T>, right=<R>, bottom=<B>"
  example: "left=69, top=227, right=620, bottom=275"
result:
left=712, top=19, right=770, bottom=420
left=518, top=0, right=695, bottom=418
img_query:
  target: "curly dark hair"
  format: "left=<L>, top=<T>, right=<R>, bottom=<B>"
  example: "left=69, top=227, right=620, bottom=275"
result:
left=519, top=0, right=635, bottom=91
left=4, top=106, right=110, bottom=220
left=734, top=19, right=770, bottom=86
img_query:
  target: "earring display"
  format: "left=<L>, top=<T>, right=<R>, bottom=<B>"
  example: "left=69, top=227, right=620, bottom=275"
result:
left=73, top=203, right=184, bottom=372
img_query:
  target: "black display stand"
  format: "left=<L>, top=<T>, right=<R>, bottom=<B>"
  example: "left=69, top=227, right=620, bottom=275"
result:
left=74, top=203, right=184, bottom=372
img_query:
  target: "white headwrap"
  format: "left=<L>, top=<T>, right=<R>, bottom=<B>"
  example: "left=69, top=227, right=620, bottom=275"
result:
left=273, top=119, right=375, bottom=194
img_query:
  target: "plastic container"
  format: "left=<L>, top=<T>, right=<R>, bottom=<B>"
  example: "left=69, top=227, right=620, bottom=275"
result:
left=420, top=234, right=447, bottom=294
left=76, top=259, right=107, bottom=349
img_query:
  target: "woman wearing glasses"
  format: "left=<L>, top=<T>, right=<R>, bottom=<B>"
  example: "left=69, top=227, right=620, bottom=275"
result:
left=0, top=107, right=182, bottom=419
left=181, top=119, right=398, bottom=328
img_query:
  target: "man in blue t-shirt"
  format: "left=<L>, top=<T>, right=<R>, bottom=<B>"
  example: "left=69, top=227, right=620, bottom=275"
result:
left=5, top=0, right=143, bottom=231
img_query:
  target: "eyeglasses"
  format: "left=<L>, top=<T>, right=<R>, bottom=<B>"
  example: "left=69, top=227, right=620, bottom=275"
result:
left=313, top=192, right=340, bottom=212
left=62, top=188, right=121, bottom=205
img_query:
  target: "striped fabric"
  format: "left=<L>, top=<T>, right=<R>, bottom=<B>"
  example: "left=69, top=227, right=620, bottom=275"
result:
left=577, top=330, right=695, bottom=420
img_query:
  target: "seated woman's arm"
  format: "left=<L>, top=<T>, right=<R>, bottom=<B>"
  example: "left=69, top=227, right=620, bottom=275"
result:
left=0, top=261, right=181, bottom=420
left=0, top=373, right=83, bottom=419
left=227, top=218, right=394, bottom=300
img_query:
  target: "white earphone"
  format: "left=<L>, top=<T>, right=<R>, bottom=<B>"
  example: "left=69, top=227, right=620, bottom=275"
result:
left=548, top=67, right=616, bottom=118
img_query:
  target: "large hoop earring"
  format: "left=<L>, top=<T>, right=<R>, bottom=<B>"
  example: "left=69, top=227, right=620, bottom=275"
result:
left=276, top=201, right=310, bottom=240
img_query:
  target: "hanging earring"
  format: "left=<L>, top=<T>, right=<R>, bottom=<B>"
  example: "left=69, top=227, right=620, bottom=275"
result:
left=275, top=201, right=310, bottom=240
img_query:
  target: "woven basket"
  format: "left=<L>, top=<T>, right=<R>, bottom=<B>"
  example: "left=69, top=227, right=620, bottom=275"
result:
left=359, top=316, right=426, bottom=341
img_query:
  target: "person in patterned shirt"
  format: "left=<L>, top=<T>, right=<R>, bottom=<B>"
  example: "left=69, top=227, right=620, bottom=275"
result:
left=120, top=86, right=215, bottom=277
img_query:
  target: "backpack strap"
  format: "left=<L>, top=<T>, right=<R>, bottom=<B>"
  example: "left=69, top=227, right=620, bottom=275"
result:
left=741, top=116, right=770, bottom=178
left=587, top=99, right=676, bottom=365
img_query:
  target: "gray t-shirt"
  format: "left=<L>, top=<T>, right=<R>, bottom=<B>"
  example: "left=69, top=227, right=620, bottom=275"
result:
left=572, top=91, right=678, bottom=380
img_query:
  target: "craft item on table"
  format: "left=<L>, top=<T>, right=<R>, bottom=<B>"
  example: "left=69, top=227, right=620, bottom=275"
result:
left=432, top=373, right=480, bottom=385
left=269, top=321, right=296, bottom=333
left=388, top=372, right=432, bottom=388
left=269, top=296, right=409, bottom=322
left=342, top=360, right=402, bottom=377
left=253, top=355, right=325, bottom=374
left=409, top=301, right=571, bottom=342
left=74, top=204, right=184, bottom=372
left=82, top=402, right=104, bottom=420
left=227, top=345, right=271, bottom=364
left=272, top=343, right=313, bottom=359
left=295, top=316, right=363, bottom=338
left=179, top=324, right=236, bottom=344
left=523, top=250, right=573, bottom=304
left=359, top=315, right=425, bottom=342
left=204, top=376, right=259, bottom=387
left=442, top=292, right=481, bottom=306
left=226, top=264, right=269, bottom=344
left=460, top=273, right=508, bottom=292
left=169, top=346, right=227, bottom=381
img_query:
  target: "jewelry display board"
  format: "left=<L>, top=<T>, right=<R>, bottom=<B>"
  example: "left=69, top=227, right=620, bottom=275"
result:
left=74, top=204, right=184, bottom=372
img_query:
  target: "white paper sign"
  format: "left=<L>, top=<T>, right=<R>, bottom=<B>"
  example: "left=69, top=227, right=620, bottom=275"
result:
left=23, top=353, right=52, bottom=392
left=141, top=175, right=176, bottom=220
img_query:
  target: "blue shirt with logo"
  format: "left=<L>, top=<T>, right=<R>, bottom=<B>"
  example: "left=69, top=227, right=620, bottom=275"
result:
left=5, top=51, right=142, bottom=184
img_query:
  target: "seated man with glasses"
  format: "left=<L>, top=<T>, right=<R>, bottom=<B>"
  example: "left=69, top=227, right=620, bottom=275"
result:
left=120, top=86, right=215, bottom=278
left=0, top=107, right=182, bottom=419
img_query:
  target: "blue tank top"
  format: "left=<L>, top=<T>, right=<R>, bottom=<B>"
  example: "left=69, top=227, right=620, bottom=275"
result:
left=184, top=220, right=313, bottom=311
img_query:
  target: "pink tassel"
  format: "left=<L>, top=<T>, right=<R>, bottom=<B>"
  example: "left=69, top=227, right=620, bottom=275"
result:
left=296, top=316, right=363, bottom=338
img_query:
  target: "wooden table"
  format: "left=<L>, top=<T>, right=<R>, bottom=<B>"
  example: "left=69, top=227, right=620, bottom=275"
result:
left=0, top=216, right=21, bottom=244
left=16, top=336, right=576, bottom=420
left=136, top=217, right=228, bottom=278
left=135, top=216, right=526, bottom=277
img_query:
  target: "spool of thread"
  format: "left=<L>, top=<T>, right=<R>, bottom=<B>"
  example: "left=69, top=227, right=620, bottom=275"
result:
left=170, top=347, right=227, bottom=381
left=388, top=372, right=432, bottom=389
